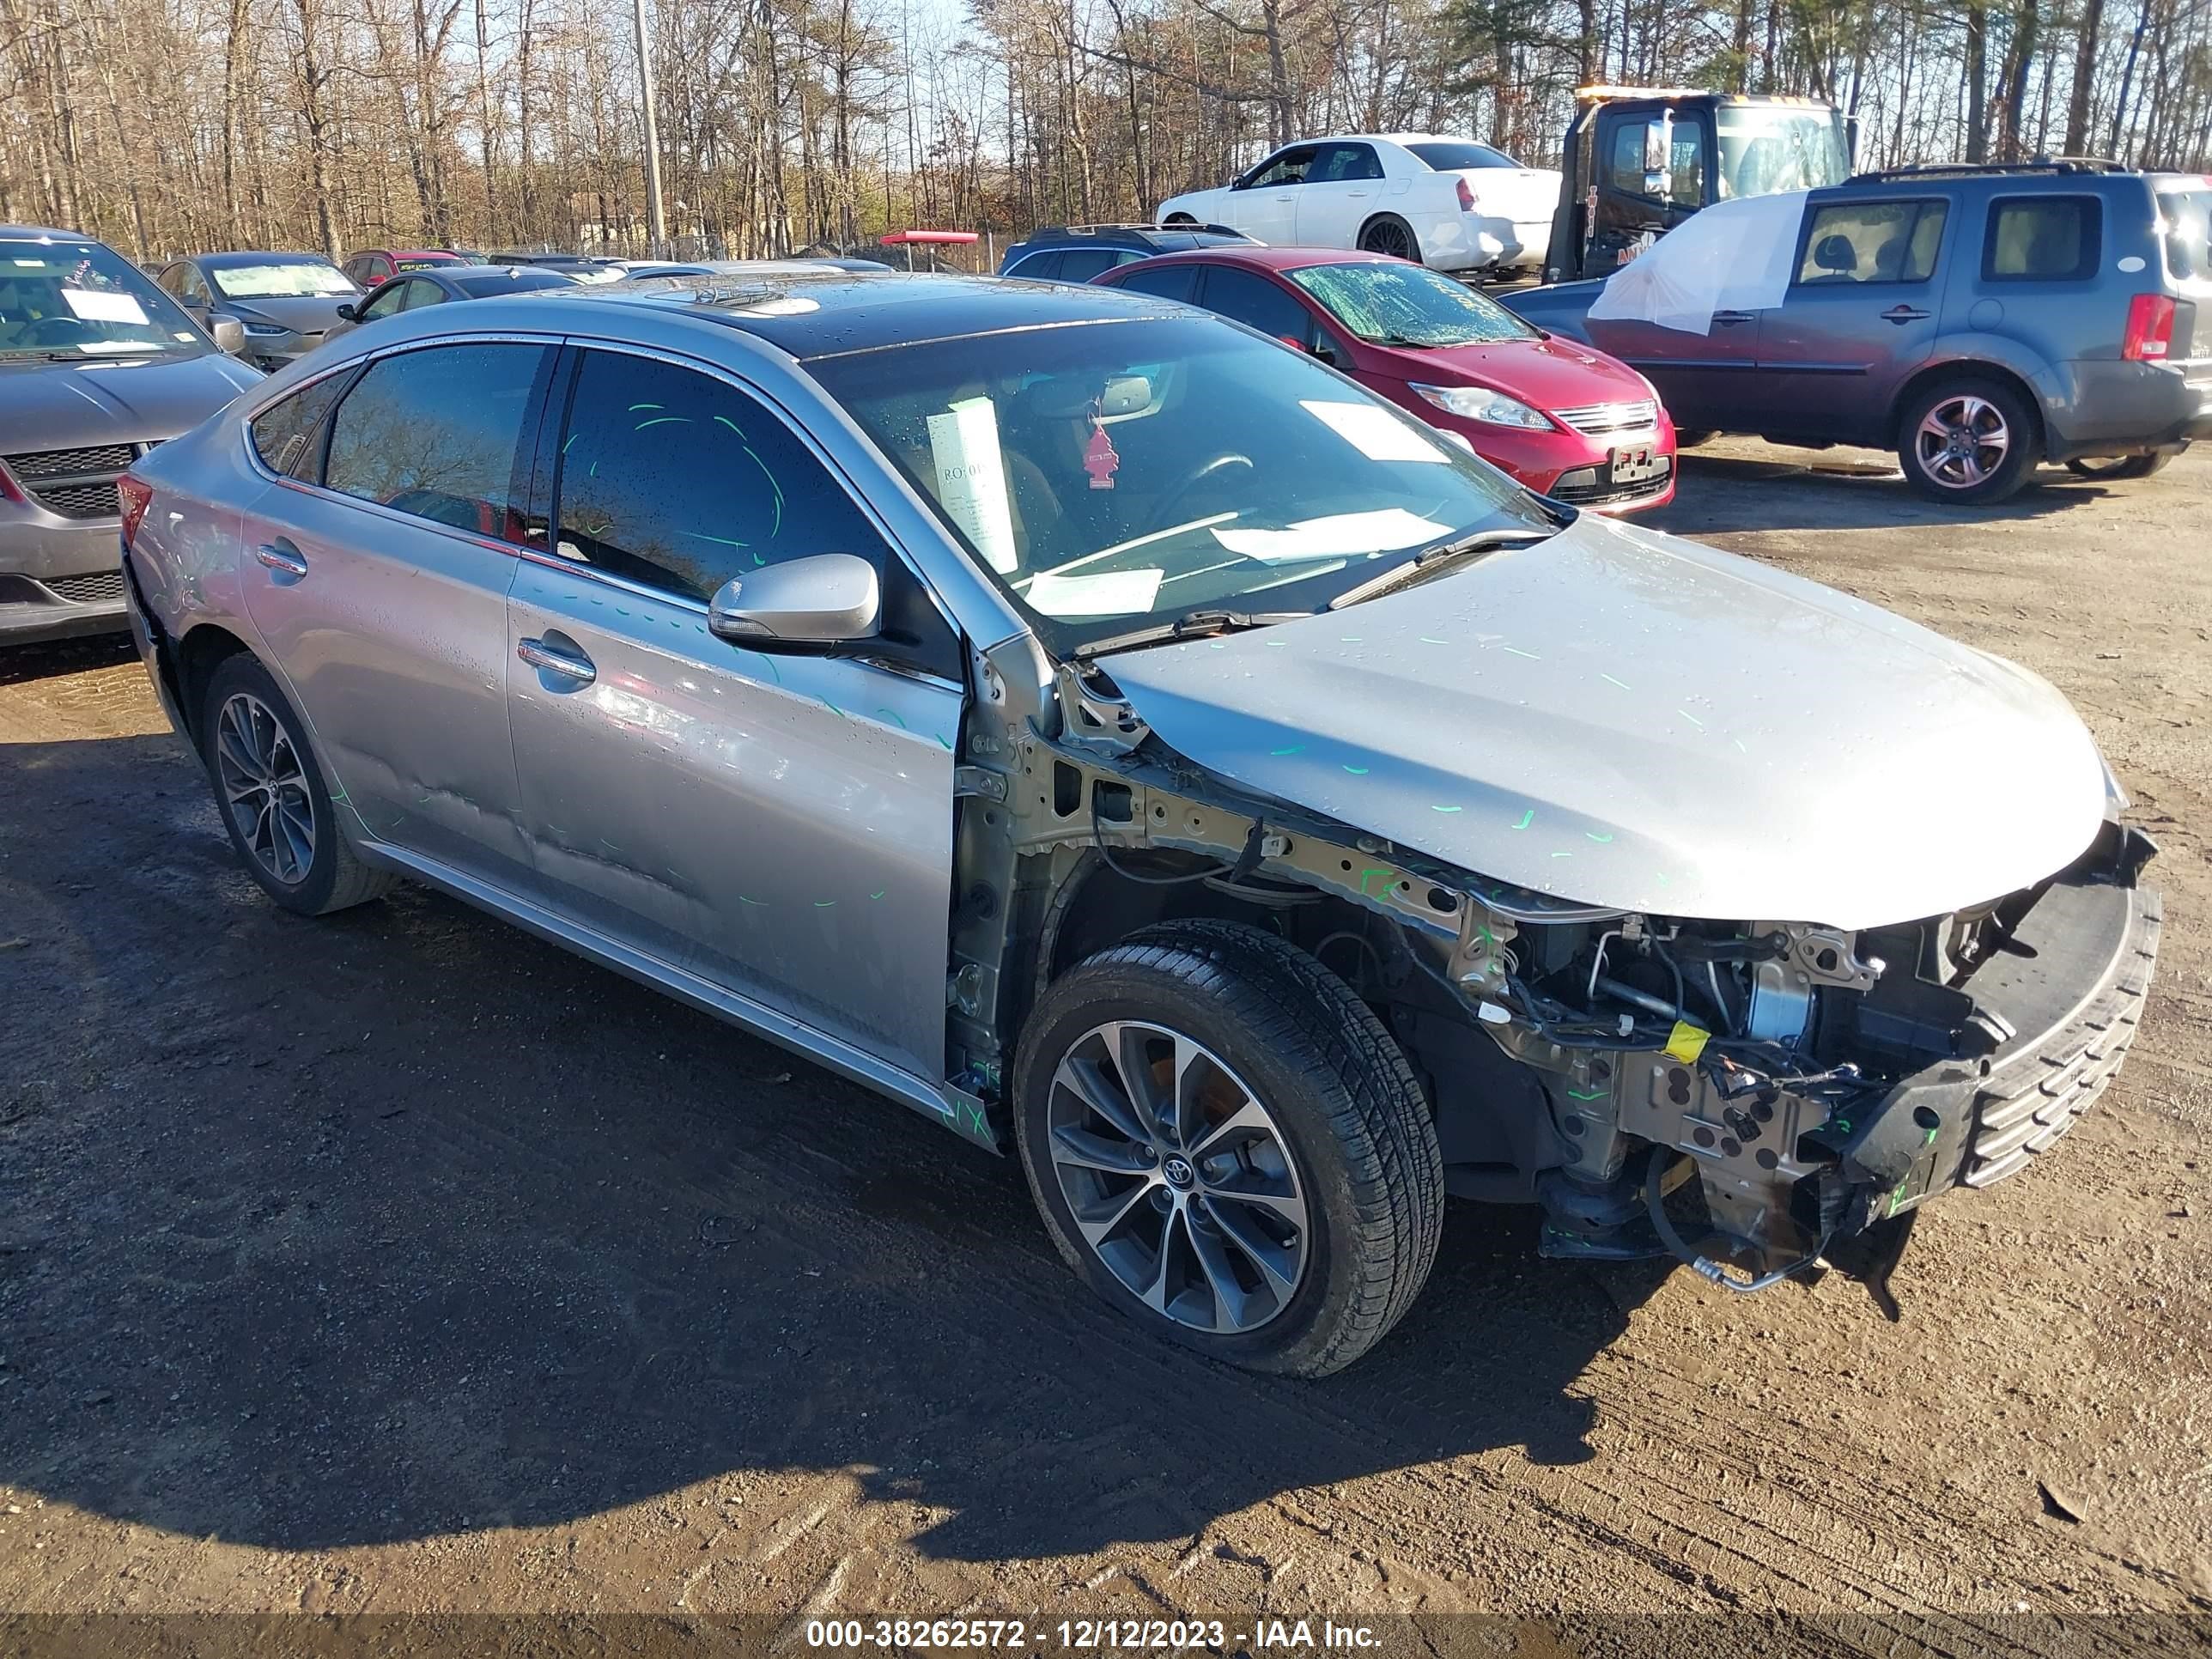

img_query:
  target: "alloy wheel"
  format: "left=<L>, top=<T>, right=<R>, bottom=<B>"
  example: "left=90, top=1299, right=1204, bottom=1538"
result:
left=1914, top=393, right=2011, bottom=489
left=1045, top=1020, right=1310, bottom=1334
left=213, top=691, right=316, bottom=885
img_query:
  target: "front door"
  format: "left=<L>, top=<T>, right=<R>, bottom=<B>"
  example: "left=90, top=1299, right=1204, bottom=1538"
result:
left=1585, top=307, right=1769, bottom=434
left=238, top=338, right=555, bottom=890
left=1587, top=105, right=1712, bottom=274
left=1762, top=196, right=1951, bottom=444
left=504, top=344, right=964, bottom=1084
left=1229, top=145, right=1318, bottom=246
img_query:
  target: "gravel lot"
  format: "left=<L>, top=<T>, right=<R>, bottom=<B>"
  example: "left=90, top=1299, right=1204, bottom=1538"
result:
left=3, top=441, right=2209, bottom=1644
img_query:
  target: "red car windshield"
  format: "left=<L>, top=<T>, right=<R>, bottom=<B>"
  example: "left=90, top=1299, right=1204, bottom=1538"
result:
left=1285, top=262, right=1537, bottom=348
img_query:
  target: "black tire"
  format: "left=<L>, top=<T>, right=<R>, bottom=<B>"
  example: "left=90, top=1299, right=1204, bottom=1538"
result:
left=1012, top=920, right=1443, bottom=1376
left=1358, top=214, right=1422, bottom=264
left=1163, top=214, right=1198, bottom=227
left=2065, top=452, right=2171, bottom=481
left=199, top=653, right=392, bottom=916
left=1896, top=376, right=2039, bottom=503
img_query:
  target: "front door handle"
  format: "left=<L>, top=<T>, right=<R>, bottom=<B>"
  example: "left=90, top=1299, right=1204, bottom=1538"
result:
left=1882, top=305, right=1932, bottom=324
left=253, top=542, right=307, bottom=578
left=518, top=635, right=596, bottom=686
left=1712, top=310, right=1755, bottom=326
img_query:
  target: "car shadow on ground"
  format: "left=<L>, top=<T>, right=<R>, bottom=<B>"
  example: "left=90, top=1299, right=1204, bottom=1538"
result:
left=1652, top=451, right=2119, bottom=537
left=0, top=733, right=1666, bottom=1564
left=0, top=634, right=139, bottom=689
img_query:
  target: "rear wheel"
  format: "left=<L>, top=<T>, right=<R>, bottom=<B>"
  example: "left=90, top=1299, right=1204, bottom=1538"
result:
left=1897, top=377, right=2038, bottom=503
left=2065, top=452, right=2171, bottom=481
left=1163, top=214, right=1197, bottom=227
left=199, top=654, right=392, bottom=916
left=1358, top=214, right=1422, bottom=264
left=1013, top=921, right=1443, bottom=1376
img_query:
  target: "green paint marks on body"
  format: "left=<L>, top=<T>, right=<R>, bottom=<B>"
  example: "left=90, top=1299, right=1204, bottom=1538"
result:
left=1269, top=744, right=1304, bottom=756
left=1358, top=866, right=1393, bottom=896
left=870, top=889, right=886, bottom=900
left=1342, top=764, right=1370, bottom=775
left=714, top=415, right=746, bottom=437
left=628, top=403, right=663, bottom=411
left=1601, top=672, right=1632, bottom=690
left=635, top=416, right=690, bottom=431
left=814, top=900, right=836, bottom=908
left=1431, top=804, right=1463, bottom=813
left=1567, top=1086, right=1609, bottom=1101
left=1500, top=644, right=1540, bottom=659
left=1585, top=831, right=1613, bottom=843
left=1677, top=708, right=1705, bottom=730
left=876, top=708, right=908, bottom=729
left=1511, top=808, right=1534, bottom=830
left=1419, top=636, right=1449, bottom=645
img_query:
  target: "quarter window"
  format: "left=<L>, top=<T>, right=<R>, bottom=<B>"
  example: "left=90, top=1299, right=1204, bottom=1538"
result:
left=1199, top=268, right=1317, bottom=347
left=249, top=371, right=352, bottom=479
left=1005, top=250, right=1063, bottom=281
left=1984, top=197, right=2101, bottom=281
left=1796, top=201, right=1948, bottom=284
left=322, top=342, right=550, bottom=541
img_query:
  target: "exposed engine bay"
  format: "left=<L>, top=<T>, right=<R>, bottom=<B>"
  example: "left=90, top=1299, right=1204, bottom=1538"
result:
left=950, top=646, right=2164, bottom=1304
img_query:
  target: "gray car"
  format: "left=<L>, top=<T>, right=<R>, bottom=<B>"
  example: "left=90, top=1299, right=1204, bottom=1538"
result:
left=0, top=225, right=261, bottom=646
left=155, top=252, right=362, bottom=372
left=120, top=272, right=2160, bottom=1373
left=1504, top=162, right=2212, bottom=501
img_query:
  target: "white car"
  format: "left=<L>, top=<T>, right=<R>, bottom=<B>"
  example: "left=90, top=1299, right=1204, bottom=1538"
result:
left=1157, top=135, right=1561, bottom=276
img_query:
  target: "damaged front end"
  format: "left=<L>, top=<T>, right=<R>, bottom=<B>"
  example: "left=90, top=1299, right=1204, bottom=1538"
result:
left=957, top=641, right=2162, bottom=1304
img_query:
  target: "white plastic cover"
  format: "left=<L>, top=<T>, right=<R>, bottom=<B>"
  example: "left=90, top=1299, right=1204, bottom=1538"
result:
left=1586, top=190, right=1810, bottom=336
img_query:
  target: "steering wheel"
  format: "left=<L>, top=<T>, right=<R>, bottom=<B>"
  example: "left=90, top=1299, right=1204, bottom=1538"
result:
left=1146, top=453, right=1255, bottom=535
left=24, top=315, right=92, bottom=347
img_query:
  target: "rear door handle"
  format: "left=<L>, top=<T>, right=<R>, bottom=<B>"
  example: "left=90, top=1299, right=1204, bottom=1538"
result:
left=1712, top=310, right=1755, bottom=326
left=1882, top=305, right=1932, bottom=324
left=518, top=635, right=596, bottom=686
left=253, top=542, right=307, bottom=578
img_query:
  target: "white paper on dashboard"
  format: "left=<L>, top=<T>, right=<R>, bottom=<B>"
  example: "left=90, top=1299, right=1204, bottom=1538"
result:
left=62, top=288, right=149, bottom=325
left=1212, top=508, right=1447, bottom=562
left=1299, top=400, right=1447, bottom=463
left=1024, top=568, right=1164, bottom=616
left=926, top=397, right=1019, bottom=574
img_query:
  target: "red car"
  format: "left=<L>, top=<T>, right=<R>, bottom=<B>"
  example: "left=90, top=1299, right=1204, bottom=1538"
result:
left=1094, top=246, right=1677, bottom=512
left=337, top=247, right=465, bottom=289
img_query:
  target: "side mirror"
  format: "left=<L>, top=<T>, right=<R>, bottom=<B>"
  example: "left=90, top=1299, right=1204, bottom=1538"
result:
left=708, top=553, right=880, bottom=649
left=210, top=317, right=246, bottom=355
left=1643, top=112, right=1674, bottom=201
left=335, top=302, right=357, bottom=321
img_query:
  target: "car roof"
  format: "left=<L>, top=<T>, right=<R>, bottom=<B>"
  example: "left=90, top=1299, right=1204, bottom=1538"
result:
left=361, top=268, right=1192, bottom=362
left=1109, top=246, right=1405, bottom=274
left=350, top=248, right=458, bottom=261
left=0, top=224, right=111, bottom=242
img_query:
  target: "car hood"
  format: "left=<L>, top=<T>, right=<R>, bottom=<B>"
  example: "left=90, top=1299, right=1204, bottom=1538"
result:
left=1364, top=333, right=1654, bottom=411
left=1102, top=514, right=2108, bottom=930
left=0, top=350, right=259, bottom=448
left=218, top=294, right=354, bottom=332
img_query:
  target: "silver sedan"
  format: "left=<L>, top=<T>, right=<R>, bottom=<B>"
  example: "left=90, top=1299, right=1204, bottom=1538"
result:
left=119, top=271, right=2160, bottom=1374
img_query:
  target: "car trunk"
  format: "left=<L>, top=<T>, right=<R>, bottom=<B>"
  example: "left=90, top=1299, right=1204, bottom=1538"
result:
left=1456, top=167, right=1561, bottom=225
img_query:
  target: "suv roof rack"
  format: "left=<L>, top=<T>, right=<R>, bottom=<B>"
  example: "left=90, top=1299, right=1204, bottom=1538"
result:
left=1849, top=156, right=2130, bottom=184
left=1027, top=222, right=1252, bottom=241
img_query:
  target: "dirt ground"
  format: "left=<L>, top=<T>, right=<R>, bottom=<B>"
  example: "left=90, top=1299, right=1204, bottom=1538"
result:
left=3, top=440, right=2209, bottom=1649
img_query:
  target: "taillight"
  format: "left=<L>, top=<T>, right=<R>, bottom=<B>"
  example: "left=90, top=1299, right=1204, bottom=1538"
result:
left=2122, top=293, right=2176, bottom=362
left=1455, top=176, right=1476, bottom=212
left=117, top=472, right=155, bottom=548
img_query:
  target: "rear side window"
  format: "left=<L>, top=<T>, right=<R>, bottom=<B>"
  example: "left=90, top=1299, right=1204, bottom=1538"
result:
left=1310, top=143, right=1384, bottom=183
left=1796, top=200, right=1947, bottom=284
left=323, top=342, right=550, bottom=540
left=1405, top=142, right=1516, bottom=171
left=1116, top=264, right=1202, bottom=303
left=1985, top=197, right=2101, bottom=281
left=2159, top=187, right=2210, bottom=282
left=249, top=372, right=351, bottom=478
left=1198, top=268, right=1316, bottom=346
left=1054, top=248, right=1123, bottom=283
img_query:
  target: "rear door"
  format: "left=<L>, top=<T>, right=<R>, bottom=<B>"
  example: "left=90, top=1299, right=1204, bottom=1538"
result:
left=503, top=343, right=965, bottom=1084
left=237, top=337, right=555, bottom=890
left=1761, top=194, right=1951, bottom=442
left=1294, top=142, right=1387, bottom=249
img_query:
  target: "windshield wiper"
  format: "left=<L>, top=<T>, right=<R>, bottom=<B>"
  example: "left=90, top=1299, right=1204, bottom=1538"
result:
left=1076, top=608, right=1308, bottom=659
left=1327, top=526, right=1553, bottom=611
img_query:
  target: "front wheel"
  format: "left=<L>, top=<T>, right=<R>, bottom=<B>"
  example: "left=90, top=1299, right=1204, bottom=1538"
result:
left=1897, top=377, right=2038, bottom=503
left=2065, top=452, right=2171, bottom=481
left=1012, top=921, right=1443, bottom=1376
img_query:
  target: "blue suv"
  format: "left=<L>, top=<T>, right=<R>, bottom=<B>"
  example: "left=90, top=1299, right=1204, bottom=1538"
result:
left=1504, top=161, right=2212, bottom=502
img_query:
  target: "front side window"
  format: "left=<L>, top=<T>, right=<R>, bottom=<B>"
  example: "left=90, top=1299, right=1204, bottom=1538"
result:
left=1796, top=201, right=1948, bottom=285
left=552, top=350, right=886, bottom=604
left=1985, top=197, right=2102, bottom=281
left=1287, top=261, right=1536, bottom=344
left=1200, top=268, right=1317, bottom=345
left=249, top=371, right=353, bottom=478
left=1243, top=147, right=1316, bottom=190
left=322, top=342, right=550, bottom=540
left=356, top=283, right=410, bottom=321
left=810, top=316, right=1548, bottom=655
left=210, top=260, right=356, bottom=300
left=0, top=237, right=206, bottom=359
left=1607, top=118, right=1707, bottom=204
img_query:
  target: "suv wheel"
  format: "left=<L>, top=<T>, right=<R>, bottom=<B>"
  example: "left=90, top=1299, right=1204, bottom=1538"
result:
left=1358, top=215, right=1422, bottom=264
left=199, top=654, right=392, bottom=916
left=1012, top=921, right=1443, bottom=1376
left=2065, top=453, right=2171, bottom=481
left=1898, top=377, right=2038, bottom=502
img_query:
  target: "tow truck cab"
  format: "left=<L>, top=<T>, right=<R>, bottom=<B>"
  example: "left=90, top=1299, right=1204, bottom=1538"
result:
left=1542, top=87, right=1854, bottom=283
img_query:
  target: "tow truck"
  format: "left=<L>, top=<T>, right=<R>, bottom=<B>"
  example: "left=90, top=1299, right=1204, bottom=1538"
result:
left=1540, top=86, right=1856, bottom=283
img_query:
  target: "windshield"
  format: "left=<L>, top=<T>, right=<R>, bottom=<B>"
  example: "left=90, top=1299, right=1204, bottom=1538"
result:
left=1406, top=142, right=1519, bottom=171
left=1716, top=107, right=1849, bottom=199
left=0, top=238, right=205, bottom=359
left=209, top=260, right=355, bottom=299
left=810, top=317, right=1549, bottom=653
left=1287, top=261, right=1537, bottom=346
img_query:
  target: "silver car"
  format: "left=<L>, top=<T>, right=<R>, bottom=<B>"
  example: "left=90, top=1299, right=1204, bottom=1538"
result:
left=154, top=252, right=362, bottom=373
left=0, top=225, right=260, bottom=646
left=120, top=271, right=2161, bottom=1374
